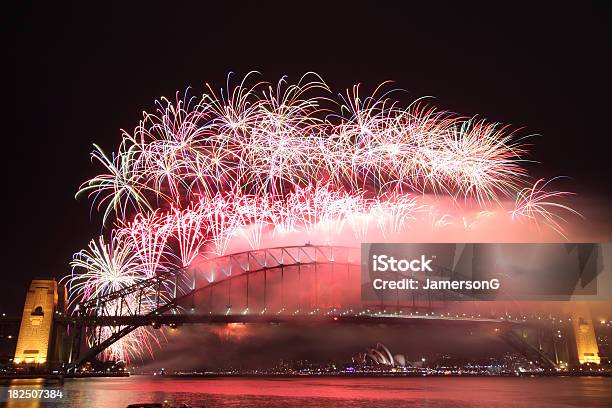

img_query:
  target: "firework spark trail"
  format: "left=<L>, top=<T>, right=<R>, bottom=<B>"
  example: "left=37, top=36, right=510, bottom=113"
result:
left=67, top=73, right=582, bottom=362
left=199, top=193, right=243, bottom=256
left=510, top=178, right=582, bottom=239
left=93, top=325, right=160, bottom=362
left=87, top=318, right=161, bottom=362
left=235, top=194, right=272, bottom=250
left=79, top=144, right=154, bottom=224
left=67, top=235, right=143, bottom=300
left=117, top=211, right=172, bottom=277
left=64, top=235, right=159, bottom=362
left=169, top=205, right=208, bottom=267
left=76, top=73, right=536, bottom=217
left=371, top=192, right=423, bottom=239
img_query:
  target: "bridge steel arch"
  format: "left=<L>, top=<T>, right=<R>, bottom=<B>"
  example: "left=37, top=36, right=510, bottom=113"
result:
left=68, top=245, right=363, bottom=369
left=64, top=245, right=560, bottom=371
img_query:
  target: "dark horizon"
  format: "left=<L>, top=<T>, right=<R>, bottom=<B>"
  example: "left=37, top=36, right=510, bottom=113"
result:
left=5, top=2, right=611, bottom=314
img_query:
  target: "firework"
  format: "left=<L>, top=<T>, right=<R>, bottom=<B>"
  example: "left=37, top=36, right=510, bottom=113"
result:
left=510, top=178, right=582, bottom=238
left=76, top=73, right=534, bottom=217
left=66, top=235, right=159, bottom=361
left=117, top=211, right=173, bottom=277
left=68, top=235, right=143, bottom=300
left=67, top=73, right=581, bottom=362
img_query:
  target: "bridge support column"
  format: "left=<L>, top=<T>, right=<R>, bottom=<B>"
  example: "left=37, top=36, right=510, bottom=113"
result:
left=570, top=302, right=601, bottom=365
left=13, top=280, right=69, bottom=372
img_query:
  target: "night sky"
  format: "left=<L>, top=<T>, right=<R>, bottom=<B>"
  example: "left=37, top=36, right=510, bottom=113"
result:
left=5, top=2, right=611, bottom=315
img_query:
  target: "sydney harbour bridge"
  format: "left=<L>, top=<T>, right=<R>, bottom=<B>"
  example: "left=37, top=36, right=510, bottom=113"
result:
left=5, top=244, right=601, bottom=373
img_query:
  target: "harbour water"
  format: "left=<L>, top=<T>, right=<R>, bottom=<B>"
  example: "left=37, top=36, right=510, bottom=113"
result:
left=4, top=376, right=612, bottom=407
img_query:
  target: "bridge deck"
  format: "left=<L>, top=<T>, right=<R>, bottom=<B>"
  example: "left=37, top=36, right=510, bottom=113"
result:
left=61, top=313, right=521, bottom=327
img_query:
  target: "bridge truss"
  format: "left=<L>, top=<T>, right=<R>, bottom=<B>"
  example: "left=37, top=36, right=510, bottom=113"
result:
left=62, top=245, right=562, bottom=371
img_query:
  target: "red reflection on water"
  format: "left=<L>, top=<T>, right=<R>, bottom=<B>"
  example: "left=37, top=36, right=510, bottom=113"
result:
left=62, top=376, right=612, bottom=407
